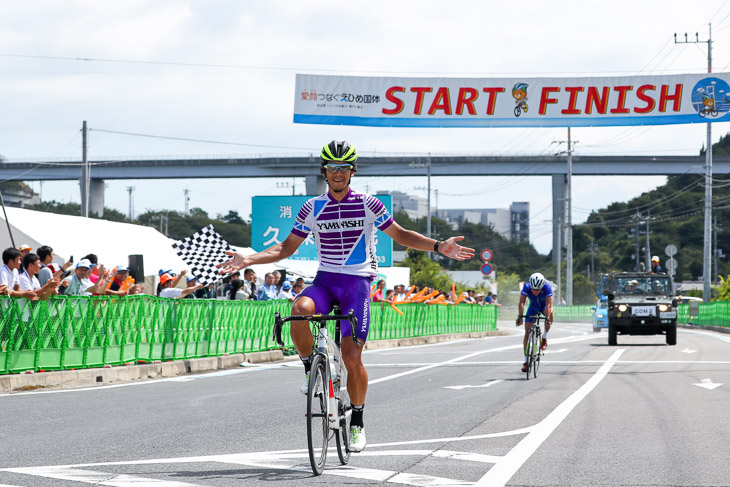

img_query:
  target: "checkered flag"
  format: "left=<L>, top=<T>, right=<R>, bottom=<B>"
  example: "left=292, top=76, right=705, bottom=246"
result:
left=172, top=225, right=233, bottom=286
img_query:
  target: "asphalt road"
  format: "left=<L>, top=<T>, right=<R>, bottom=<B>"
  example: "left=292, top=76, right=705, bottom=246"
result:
left=0, top=321, right=728, bottom=486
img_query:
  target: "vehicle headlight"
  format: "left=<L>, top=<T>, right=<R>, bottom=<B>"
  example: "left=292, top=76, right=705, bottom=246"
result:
left=658, top=304, right=669, bottom=312
left=618, top=304, right=628, bottom=312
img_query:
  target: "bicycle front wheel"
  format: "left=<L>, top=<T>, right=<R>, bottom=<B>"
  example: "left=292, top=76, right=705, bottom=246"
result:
left=307, top=354, right=328, bottom=475
left=525, top=337, right=533, bottom=380
left=531, top=330, right=540, bottom=379
left=335, top=384, right=351, bottom=464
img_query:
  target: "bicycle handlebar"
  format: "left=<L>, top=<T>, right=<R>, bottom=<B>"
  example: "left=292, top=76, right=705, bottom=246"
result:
left=516, top=313, right=550, bottom=323
left=273, top=310, right=361, bottom=348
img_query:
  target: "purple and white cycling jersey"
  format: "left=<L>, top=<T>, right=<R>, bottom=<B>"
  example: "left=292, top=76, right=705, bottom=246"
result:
left=290, top=188, right=394, bottom=278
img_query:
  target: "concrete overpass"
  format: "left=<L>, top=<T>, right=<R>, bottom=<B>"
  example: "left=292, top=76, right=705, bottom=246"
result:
left=2, top=154, right=728, bottom=263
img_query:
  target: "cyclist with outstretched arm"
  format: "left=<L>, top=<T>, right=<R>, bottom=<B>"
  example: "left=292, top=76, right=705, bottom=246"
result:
left=516, top=272, right=553, bottom=373
left=219, top=140, right=474, bottom=452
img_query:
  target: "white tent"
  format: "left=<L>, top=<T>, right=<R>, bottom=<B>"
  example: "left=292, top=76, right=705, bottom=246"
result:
left=0, top=207, right=187, bottom=277
left=0, top=207, right=409, bottom=289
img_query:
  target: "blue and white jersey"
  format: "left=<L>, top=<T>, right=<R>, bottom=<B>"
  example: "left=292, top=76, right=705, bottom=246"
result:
left=290, top=189, right=394, bottom=278
left=520, top=282, right=553, bottom=311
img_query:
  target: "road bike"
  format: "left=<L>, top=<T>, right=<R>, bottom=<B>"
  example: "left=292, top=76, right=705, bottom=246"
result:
left=273, top=305, right=358, bottom=476
left=517, top=313, right=547, bottom=380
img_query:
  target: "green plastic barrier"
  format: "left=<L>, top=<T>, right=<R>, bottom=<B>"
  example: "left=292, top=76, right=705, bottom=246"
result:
left=555, top=301, right=730, bottom=327
left=0, top=296, right=497, bottom=375
left=552, top=304, right=593, bottom=322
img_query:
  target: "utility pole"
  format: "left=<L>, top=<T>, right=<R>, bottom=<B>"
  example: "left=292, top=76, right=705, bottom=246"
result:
left=587, top=240, right=597, bottom=281
left=565, top=128, right=573, bottom=305
left=427, top=153, right=432, bottom=241
left=183, top=188, right=190, bottom=216
left=714, top=215, right=724, bottom=286
left=556, top=217, right=562, bottom=305
left=81, top=121, right=89, bottom=217
left=126, top=186, right=135, bottom=220
left=675, top=26, right=713, bottom=301
left=645, top=210, right=651, bottom=271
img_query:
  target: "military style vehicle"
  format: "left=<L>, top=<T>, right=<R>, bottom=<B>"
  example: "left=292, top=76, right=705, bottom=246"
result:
left=602, top=272, right=677, bottom=346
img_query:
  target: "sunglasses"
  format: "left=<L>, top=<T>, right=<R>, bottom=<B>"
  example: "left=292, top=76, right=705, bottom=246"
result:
left=324, top=164, right=353, bottom=174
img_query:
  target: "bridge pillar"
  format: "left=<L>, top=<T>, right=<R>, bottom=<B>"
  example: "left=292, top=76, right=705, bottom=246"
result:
left=89, top=178, right=105, bottom=217
left=305, top=175, right=326, bottom=195
left=552, top=174, right=566, bottom=265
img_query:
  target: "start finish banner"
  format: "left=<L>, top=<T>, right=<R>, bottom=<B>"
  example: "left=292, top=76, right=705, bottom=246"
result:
left=293, top=73, right=730, bottom=128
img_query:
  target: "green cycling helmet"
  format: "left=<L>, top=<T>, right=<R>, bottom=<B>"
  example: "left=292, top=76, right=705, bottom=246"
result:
left=320, top=140, right=357, bottom=169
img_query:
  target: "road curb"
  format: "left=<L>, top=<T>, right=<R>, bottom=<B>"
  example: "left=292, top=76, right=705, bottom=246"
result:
left=0, top=330, right=507, bottom=394
left=678, top=323, right=730, bottom=334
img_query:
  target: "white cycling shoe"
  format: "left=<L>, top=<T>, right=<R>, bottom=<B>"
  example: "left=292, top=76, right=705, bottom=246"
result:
left=300, top=372, right=310, bottom=395
left=349, top=426, right=366, bottom=452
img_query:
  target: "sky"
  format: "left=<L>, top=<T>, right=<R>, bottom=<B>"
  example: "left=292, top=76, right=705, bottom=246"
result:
left=2, top=1, right=730, bottom=255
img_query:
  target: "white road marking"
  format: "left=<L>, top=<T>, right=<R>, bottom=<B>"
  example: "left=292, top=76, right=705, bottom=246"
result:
left=3, top=466, right=202, bottom=486
left=544, top=348, right=567, bottom=354
left=681, top=348, right=697, bottom=353
left=444, top=379, right=503, bottom=390
left=474, top=348, right=625, bottom=487
left=369, top=334, right=601, bottom=385
left=693, top=378, right=723, bottom=390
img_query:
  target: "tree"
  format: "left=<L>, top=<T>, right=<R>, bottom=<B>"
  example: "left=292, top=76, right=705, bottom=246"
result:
left=398, top=248, right=452, bottom=291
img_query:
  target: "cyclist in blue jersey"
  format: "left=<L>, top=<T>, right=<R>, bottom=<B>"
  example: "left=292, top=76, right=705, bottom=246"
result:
left=516, top=272, right=553, bottom=373
left=219, top=140, right=475, bottom=452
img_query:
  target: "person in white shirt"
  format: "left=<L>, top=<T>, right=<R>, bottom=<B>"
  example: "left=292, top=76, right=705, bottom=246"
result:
left=159, top=273, right=202, bottom=298
left=19, top=253, right=60, bottom=300
left=277, top=280, right=294, bottom=302
left=1, top=247, right=36, bottom=300
left=226, top=278, right=249, bottom=300
left=60, top=259, right=109, bottom=296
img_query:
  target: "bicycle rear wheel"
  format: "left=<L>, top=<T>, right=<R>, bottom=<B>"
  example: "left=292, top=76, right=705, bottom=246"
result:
left=525, top=338, right=533, bottom=380
left=334, top=374, right=351, bottom=465
left=307, top=354, right=328, bottom=475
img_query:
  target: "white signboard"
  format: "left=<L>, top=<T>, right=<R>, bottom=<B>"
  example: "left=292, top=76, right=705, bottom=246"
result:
left=294, top=73, right=730, bottom=128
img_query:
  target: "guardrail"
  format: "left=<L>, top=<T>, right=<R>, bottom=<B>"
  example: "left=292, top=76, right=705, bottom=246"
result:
left=0, top=296, right=497, bottom=374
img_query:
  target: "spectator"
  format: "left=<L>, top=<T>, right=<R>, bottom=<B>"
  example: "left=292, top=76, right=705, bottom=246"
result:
left=81, top=254, right=101, bottom=284
left=475, top=292, right=485, bottom=305
left=272, top=270, right=282, bottom=291
left=278, top=280, right=294, bottom=301
left=256, top=272, right=278, bottom=301
left=224, top=270, right=241, bottom=296
left=372, top=279, right=387, bottom=302
left=395, top=284, right=408, bottom=301
left=485, top=291, right=501, bottom=307
left=651, top=256, right=663, bottom=273
left=159, top=273, right=202, bottom=298
left=195, top=283, right=216, bottom=299
left=1, top=248, right=37, bottom=300
left=106, top=265, right=141, bottom=296
left=19, top=252, right=60, bottom=300
left=385, top=289, right=395, bottom=301
left=36, top=245, right=72, bottom=286
left=372, top=280, right=393, bottom=304
left=227, top=278, right=249, bottom=300
left=60, top=259, right=109, bottom=296
left=291, top=281, right=304, bottom=299
left=184, top=275, right=199, bottom=299
left=465, top=289, right=477, bottom=304
left=18, top=244, right=32, bottom=272
left=243, top=268, right=258, bottom=299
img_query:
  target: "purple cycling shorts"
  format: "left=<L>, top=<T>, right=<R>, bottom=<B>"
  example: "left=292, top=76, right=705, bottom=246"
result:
left=297, top=271, right=373, bottom=342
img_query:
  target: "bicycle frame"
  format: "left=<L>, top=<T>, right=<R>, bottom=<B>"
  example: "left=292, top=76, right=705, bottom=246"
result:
left=518, top=313, right=546, bottom=379
left=274, top=309, right=360, bottom=432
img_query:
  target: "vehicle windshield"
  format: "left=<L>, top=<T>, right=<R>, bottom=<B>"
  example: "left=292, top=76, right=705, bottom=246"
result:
left=597, top=301, right=607, bottom=309
left=615, top=276, right=671, bottom=295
